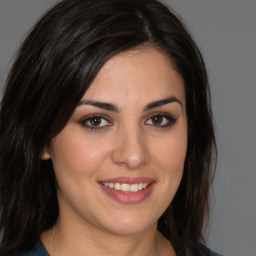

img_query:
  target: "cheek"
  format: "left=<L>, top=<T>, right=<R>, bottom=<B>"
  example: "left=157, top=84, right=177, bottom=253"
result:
left=50, top=131, right=108, bottom=180
left=49, top=131, right=111, bottom=212
left=147, top=131, right=187, bottom=218
left=151, top=128, right=187, bottom=203
left=152, top=130, right=187, bottom=173
left=157, top=140, right=186, bottom=189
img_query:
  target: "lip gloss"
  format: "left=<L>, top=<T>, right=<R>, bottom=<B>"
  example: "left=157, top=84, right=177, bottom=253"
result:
left=99, top=177, right=155, bottom=204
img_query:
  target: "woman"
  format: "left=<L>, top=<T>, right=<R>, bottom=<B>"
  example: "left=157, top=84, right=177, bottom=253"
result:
left=0, top=0, right=221, bottom=255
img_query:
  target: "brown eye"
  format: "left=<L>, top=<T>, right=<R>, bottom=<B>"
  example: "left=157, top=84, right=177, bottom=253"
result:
left=151, top=115, right=163, bottom=125
left=89, top=117, right=102, bottom=126
left=80, top=115, right=111, bottom=130
left=145, top=113, right=177, bottom=128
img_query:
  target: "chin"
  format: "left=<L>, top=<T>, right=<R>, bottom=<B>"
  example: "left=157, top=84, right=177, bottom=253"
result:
left=100, top=212, right=158, bottom=236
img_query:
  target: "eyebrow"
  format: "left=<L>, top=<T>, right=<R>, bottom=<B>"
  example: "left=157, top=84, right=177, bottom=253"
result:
left=77, top=96, right=182, bottom=112
left=77, top=99, right=119, bottom=112
left=143, top=96, right=183, bottom=111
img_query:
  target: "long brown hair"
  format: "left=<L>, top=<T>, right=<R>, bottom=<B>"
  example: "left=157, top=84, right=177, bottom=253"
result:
left=0, top=0, right=216, bottom=254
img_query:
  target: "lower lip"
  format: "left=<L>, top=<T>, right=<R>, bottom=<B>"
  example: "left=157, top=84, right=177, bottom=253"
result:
left=99, top=183, right=155, bottom=204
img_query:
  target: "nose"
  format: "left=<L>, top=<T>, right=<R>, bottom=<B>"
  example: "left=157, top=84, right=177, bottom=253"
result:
left=111, top=126, right=150, bottom=170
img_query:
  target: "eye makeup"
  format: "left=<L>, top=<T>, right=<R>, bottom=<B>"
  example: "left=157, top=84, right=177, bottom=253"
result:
left=79, top=114, right=112, bottom=131
left=78, top=111, right=177, bottom=132
left=145, top=112, right=177, bottom=128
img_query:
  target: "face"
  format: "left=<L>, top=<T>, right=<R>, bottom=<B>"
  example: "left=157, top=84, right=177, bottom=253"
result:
left=43, top=48, right=187, bottom=236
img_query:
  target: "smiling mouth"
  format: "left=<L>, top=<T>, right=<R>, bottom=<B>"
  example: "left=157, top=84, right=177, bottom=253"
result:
left=99, top=178, right=155, bottom=204
left=102, top=182, right=149, bottom=192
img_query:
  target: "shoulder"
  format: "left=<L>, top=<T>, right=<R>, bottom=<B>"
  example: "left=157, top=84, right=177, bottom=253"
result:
left=15, top=242, right=49, bottom=256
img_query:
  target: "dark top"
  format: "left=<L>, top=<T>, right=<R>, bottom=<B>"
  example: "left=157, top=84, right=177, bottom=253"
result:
left=16, top=243, right=48, bottom=256
left=16, top=241, right=223, bottom=256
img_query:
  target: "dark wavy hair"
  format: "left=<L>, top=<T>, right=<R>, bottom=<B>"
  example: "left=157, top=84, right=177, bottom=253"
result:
left=0, top=0, right=216, bottom=254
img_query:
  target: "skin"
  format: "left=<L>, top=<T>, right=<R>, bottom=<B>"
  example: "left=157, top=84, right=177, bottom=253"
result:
left=41, top=47, right=187, bottom=256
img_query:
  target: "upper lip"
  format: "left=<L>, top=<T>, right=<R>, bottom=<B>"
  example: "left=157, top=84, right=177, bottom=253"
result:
left=99, top=177, right=155, bottom=184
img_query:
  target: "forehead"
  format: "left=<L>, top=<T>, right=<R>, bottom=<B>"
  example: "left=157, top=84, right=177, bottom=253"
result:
left=82, top=47, right=185, bottom=106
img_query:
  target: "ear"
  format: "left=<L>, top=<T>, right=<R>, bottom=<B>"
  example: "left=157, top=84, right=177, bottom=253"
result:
left=41, top=146, right=51, bottom=160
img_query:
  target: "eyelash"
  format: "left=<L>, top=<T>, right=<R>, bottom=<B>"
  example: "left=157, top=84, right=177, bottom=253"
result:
left=79, top=114, right=111, bottom=131
left=79, top=113, right=177, bottom=131
left=145, top=112, right=177, bottom=128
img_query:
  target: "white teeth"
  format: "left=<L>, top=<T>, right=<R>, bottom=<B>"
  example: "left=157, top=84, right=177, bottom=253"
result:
left=102, top=182, right=149, bottom=192
left=130, top=184, right=138, bottom=192
left=114, top=183, right=122, bottom=190
left=121, top=183, right=130, bottom=192
left=109, top=183, right=114, bottom=188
